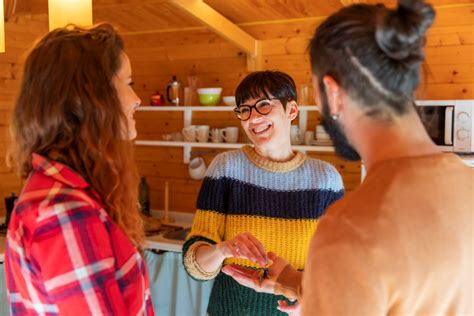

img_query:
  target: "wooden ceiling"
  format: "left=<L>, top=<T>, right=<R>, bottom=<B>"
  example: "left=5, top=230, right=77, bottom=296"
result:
left=9, top=0, right=474, bottom=35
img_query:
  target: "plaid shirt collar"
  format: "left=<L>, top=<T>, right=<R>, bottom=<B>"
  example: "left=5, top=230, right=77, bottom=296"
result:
left=32, top=153, right=90, bottom=189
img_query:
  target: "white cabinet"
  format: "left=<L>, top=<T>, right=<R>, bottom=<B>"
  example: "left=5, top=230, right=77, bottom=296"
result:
left=135, top=106, right=334, bottom=163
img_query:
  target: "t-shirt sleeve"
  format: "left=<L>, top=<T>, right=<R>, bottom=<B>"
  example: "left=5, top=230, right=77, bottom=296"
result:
left=301, top=214, right=387, bottom=316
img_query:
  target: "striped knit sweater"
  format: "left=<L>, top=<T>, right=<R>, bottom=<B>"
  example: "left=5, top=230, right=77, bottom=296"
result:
left=182, top=145, right=344, bottom=316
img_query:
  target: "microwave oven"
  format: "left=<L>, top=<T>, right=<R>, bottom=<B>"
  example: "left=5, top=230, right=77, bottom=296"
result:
left=415, top=100, right=473, bottom=153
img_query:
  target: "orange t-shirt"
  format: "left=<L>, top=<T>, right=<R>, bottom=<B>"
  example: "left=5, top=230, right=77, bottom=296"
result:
left=302, top=153, right=473, bottom=315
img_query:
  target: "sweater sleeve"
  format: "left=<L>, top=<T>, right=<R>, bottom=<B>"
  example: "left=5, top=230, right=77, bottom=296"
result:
left=322, top=162, right=345, bottom=210
left=182, top=153, right=229, bottom=281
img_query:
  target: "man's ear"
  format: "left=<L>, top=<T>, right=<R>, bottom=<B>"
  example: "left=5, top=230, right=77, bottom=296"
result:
left=322, top=75, right=344, bottom=115
left=286, top=101, right=298, bottom=121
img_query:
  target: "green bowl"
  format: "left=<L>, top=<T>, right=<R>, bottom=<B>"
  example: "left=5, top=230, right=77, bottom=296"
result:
left=197, top=88, right=222, bottom=106
left=198, top=94, right=221, bottom=106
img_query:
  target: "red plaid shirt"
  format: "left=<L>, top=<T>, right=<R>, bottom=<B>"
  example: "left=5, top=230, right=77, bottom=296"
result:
left=5, top=154, right=154, bottom=315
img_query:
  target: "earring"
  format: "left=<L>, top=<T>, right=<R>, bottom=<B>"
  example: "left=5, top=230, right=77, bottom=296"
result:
left=331, top=113, right=339, bottom=120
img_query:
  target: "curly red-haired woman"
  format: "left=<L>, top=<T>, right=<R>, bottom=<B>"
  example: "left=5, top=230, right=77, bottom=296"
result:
left=5, top=24, right=153, bottom=315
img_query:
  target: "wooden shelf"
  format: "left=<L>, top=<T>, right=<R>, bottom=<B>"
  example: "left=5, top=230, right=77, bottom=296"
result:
left=135, top=140, right=335, bottom=153
left=136, top=105, right=320, bottom=111
left=135, top=105, right=326, bottom=163
left=137, top=106, right=235, bottom=111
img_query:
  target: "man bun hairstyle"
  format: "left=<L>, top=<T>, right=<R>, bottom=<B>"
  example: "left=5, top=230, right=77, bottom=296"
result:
left=375, top=0, right=435, bottom=69
left=309, top=0, right=435, bottom=119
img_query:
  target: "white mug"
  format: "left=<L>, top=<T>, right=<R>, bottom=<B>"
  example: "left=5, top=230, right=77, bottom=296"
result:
left=188, top=157, right=207, bottom=180
left=220, top=127, right=239, bottom=143
left=304, top=131, right=315, bottom=145
left=211, top=128, right=223, bottom=143
left=315, top=125, right=326, bottom=134
left=316, top=132, right=331, bottom=141
left=290, top=125, right=301, bottom=143
left=196, top=125, right=210, bottom=143
left=182, top=125, right=197, bottom=142
left=161, top=133, right=172, bottom=141
left=171, top=132, right=183, bottom=142
left=315, top=125, right=330, bottom=140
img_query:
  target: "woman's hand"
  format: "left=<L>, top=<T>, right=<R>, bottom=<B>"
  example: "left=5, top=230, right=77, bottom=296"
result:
left=217, top=232, right=268, bottom=266
left=221, top=252, right=290, bottom=295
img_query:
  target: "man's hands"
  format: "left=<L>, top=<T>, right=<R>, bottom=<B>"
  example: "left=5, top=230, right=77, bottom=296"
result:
left=220, top=247, right=302, bottom=315
left=277, top=300, right=300, bottom=316
left=221, top=252, right=289, bottom=295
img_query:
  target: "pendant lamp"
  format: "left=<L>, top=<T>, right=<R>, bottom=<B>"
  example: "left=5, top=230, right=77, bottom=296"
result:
left=48, top=0, right=93, bottom=31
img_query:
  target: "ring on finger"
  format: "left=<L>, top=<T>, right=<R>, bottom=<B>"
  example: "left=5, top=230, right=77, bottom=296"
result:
left=233, top=241, right=240, bottom=253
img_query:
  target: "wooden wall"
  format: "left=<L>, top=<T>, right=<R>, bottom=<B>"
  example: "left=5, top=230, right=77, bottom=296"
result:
left=0, top=3, right=472, bottom=215
left=0, top=14, right=49, bottom=216
left=130, top=4, right=474, bottom=213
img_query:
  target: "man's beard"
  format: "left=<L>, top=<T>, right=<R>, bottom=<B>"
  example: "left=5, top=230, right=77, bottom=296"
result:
left=320, top=90, right=361, bottom=161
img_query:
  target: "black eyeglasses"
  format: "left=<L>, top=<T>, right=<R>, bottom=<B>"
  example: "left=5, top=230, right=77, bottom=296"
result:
left=233, top=98, right=281, bottom=121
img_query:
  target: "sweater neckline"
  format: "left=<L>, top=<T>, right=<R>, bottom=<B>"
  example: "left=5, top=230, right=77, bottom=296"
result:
left=242, top=145, right=306, bottom=173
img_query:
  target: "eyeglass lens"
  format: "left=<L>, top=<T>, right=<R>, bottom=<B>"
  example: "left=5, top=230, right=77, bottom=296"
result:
left=235, top=99, right=274, bottom=121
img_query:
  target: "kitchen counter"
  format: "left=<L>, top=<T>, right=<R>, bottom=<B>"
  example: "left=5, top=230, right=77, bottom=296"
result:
left=144, top=210, right=194, bottom=252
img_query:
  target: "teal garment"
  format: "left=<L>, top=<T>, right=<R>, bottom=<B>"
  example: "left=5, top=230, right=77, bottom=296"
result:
left=208, top=273, right=295, bottom=316
left=144, top=250, right=213, bottom=316
left=1, top=263, right=9, bottom=315
left=0, top=253, right=212, bottom=316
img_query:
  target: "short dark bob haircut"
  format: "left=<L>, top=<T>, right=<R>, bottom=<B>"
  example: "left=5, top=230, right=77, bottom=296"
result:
left=235, top=70, right=297, bottom=109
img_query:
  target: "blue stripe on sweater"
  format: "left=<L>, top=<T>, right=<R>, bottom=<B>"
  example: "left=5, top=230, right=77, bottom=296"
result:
left=197, top=176, right=343, bottom=219
left=204, top=149, right=343, bottom=192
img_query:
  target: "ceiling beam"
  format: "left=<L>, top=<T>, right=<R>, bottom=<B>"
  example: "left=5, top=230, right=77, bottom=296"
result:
left=339, top=0, right=368, bottom=6
left=171, top=0, right=262, bottom=71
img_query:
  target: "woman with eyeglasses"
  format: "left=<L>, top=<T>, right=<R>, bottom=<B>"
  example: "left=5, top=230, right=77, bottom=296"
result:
left=182, top=70, right=344, bottom=315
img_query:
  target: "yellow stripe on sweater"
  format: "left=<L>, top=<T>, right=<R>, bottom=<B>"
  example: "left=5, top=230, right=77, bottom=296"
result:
left=188, top=209, right=318, bottom=270
left=187, top=209, right=226, bottom=244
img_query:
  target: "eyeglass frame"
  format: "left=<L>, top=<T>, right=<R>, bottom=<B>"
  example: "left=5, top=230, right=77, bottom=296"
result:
left=233, top=97, right=285, bottom=121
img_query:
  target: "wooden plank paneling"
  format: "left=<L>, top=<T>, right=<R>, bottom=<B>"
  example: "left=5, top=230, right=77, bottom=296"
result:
left=204, top=0, right=344, bottom=22
left=127, top=3, right=474, bottom=214
left=94, top=2, right=202, bottom=33
left=0, top=14, right=48, bottom=215
left=425, top=45, right=474, bottom=65
left=422, top=63, right=474, bottom=84
left=427, top=25, right=474, bottom=46
left=417, top=83, right=473, bottom=99
left=0, top=1, right=473, bottom=217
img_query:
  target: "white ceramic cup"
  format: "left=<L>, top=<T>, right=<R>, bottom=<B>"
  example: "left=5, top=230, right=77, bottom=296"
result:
left=316, top=132, right=331, bottom=141
left=290, top=125, right=301, bottom=143
left=188, top=157, right=207, bottom=180
left=161, top=133, right=172, bottom=141
left=182, top=125, right=197, bottom=142
left=220, top=127, right=239, bottom=143
left=171, top=132, right=183, bottom=142
left=196, top=125, right=210, bottom=143
left=304, top=131, right=315, bottom=145
left=315, top=125, right=331, bottom=140
left=315, top=125, right=326, bottom=133
left=211, top=128, right=224, bottom=143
